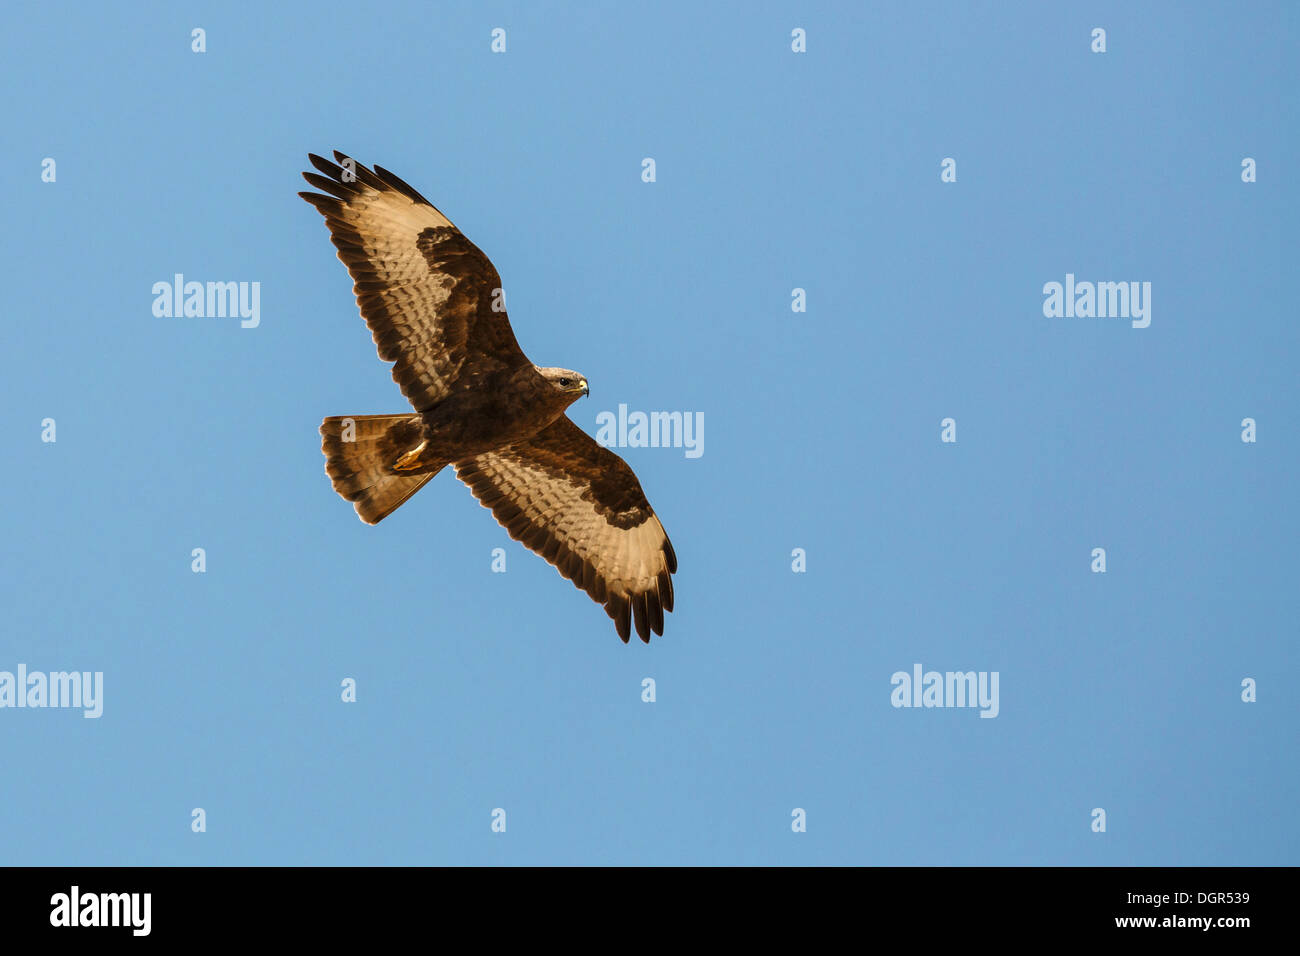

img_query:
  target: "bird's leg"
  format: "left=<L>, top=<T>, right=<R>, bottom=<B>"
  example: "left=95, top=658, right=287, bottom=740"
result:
left=393, top=440, right=428, bottom=472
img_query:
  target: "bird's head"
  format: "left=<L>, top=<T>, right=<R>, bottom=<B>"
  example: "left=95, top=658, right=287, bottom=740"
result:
left=538, top=366, right=590, bottom=405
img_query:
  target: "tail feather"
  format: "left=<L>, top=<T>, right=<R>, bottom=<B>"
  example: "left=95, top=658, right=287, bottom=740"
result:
left=320, top=415, right=440, bottom=524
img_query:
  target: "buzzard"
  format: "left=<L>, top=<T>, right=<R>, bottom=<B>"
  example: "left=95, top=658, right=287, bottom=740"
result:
left=299, top=151, right=676, bottom=643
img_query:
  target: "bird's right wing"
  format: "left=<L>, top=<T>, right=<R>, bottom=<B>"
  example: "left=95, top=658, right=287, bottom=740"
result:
left=299, top=151, right=531, bottom=411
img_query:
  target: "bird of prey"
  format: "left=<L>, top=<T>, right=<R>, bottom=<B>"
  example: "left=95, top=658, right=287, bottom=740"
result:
left=299, top=151, right=676, bottom=642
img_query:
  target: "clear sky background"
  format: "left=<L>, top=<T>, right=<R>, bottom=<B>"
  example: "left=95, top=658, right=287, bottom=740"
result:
left=1, top=1, right=1295, bottom=865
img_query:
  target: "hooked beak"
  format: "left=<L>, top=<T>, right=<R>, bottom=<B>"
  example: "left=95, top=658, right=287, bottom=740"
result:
left=581, top=379, right=590, bottom=398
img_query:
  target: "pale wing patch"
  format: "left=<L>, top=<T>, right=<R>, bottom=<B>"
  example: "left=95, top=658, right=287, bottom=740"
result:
left=456, top=449, right=674, bottom=642
left=300, top=152, right=528, bottom=412
left=348, top=193, right=469, bottom=392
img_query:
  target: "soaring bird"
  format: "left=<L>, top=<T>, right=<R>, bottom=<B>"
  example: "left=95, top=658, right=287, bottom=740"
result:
left=299, top=152, right=676, bottom=642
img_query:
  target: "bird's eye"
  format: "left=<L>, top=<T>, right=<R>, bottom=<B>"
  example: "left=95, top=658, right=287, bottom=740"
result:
left=558, top=378, right=571, bottom=387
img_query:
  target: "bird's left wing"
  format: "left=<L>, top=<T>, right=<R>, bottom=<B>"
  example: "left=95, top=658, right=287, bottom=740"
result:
left=455, top=417, right=677, bottom=643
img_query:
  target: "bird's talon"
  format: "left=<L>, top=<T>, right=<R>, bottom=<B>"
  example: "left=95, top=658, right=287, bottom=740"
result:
left=394, top=441, right=427, bottom=472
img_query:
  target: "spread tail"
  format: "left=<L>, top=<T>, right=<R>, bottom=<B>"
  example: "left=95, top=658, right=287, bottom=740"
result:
left=320, top=415, right=441, bottom=524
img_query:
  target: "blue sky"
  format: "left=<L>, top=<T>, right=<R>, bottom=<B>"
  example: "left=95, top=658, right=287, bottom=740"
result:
left=1, top=0, right=1296, bottom=865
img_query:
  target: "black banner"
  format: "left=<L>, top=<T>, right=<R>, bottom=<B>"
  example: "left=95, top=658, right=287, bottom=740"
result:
left=0, top=866, right=1281, bottom=941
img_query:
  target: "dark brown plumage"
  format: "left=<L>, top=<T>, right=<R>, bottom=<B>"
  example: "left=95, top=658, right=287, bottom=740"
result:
left=300, top=151, right=677, bottom=642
